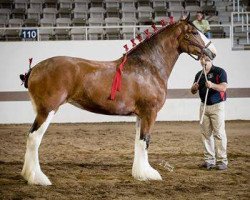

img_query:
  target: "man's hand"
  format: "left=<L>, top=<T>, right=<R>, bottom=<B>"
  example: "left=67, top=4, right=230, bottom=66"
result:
left=205, top=81, right=214, bottom=89
left=207, top=82, right=228, bottom=92
left=191, top=82, right=199, bottom=94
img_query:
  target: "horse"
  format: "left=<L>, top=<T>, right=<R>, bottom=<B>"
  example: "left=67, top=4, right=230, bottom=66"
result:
left=20, top=16, right=216, bottom=186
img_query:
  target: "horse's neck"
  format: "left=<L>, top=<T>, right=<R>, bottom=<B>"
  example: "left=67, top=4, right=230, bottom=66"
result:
left=141, top=32, right=181, bottom=84
left=126, top=25, right=182, bottom=86
left=161, top=37, right=180, bottom=79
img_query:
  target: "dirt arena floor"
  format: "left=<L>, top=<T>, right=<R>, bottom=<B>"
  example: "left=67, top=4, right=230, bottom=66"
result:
left=0, top=121, right=249, bottom=200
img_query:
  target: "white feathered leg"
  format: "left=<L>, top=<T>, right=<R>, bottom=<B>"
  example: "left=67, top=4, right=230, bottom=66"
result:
left=21, top=111, right=55, bottom=186
left=132, top=117, right=162, bottom=181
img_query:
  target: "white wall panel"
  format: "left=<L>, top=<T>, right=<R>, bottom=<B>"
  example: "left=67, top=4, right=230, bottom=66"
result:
left=0, top=39, right=249, bottom=123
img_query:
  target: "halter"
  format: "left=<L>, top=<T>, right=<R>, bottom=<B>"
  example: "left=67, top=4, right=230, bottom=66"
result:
left=183, top=33, right=214, bottom=61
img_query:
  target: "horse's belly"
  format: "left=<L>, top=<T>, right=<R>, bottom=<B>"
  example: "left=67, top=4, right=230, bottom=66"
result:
left=68, top=98, right=135, bottom=116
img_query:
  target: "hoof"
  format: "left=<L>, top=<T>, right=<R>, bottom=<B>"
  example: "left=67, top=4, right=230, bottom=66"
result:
left=132, top=165, right=162, bottom=181
left=21, top=170, right=52, bottom=186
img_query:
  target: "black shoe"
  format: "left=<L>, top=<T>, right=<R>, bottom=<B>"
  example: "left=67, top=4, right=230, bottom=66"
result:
left=199, top=162, right=215, bottom=170
left=216, top=163, right=228, bottom=170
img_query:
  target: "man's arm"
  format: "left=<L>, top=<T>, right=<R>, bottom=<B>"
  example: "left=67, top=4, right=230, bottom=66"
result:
left=205, top=81, right=227, bottom=92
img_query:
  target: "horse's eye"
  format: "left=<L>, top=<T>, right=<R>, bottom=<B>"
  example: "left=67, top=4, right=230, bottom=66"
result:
left=193, top=32, right=199, bottom=35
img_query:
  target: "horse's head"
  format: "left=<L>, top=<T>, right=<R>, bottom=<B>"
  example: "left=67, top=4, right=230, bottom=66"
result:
left=177, top=15, right=217, bottom=60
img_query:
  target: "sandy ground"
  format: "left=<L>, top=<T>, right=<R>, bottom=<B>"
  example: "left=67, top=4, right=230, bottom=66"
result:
left=0, top=121, right=249, bottom=200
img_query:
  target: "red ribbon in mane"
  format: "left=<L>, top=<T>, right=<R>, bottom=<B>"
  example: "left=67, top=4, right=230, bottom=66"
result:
left=110, top=54, right=128, bottom=100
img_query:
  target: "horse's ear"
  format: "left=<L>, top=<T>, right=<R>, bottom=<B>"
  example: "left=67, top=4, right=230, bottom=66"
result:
left=185, top=13, right=190, bottom=22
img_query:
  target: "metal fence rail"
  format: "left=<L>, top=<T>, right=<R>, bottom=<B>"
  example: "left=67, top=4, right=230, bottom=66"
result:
left=0, top=24, right=231, bottom=41
left=231, top=12, right=250, bottom=50
left=1, top=18, right=249, bottom=51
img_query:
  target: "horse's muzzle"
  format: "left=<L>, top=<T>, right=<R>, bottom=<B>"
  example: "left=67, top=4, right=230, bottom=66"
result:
left=203, top=47, right=216, bottom=60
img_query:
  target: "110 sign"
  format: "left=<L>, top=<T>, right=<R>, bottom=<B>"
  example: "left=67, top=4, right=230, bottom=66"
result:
left=21, top=29, right=38, bottom=39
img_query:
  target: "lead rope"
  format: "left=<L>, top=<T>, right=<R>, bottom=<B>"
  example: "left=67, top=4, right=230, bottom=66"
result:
left=195, top=42, right=213, bottom=122
left=198, top=63, right=209, bottom=125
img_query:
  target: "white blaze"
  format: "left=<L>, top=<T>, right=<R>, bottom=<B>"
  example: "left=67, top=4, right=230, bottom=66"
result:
left=198, top=31, right=217, bottom=57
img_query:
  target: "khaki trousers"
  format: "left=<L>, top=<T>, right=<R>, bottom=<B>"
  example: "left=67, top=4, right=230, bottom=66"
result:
left=200, top=102, right=228, bottom=165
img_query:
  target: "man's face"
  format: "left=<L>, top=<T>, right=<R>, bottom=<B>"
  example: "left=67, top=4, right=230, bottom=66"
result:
left=196, top=13, right=203, bottom=21
left=200, top=57, right=212, bottom=69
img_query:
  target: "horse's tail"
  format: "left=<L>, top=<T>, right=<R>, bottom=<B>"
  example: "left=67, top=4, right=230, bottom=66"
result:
left=20, top=58, right=33, bottom=89
left=20, top=69, right=32, bottom=89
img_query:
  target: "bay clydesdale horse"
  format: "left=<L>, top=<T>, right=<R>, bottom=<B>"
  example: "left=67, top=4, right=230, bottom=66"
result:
left=20, top=16, right=216, bottom=185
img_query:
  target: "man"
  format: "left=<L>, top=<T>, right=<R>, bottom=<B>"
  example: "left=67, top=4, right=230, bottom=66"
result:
left=191, top=56, right=228, bottom=170
left=193, top=11, right=211, bottom=38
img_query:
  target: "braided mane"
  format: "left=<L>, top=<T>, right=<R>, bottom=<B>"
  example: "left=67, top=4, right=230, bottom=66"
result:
left=126, top=21, right=181, bottom=57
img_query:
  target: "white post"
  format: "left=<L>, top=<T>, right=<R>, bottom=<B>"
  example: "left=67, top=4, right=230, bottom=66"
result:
left=242, top=11, right=244, bottom=31
left=237, top=0, right=240, bottom=21
left=85, top=27, right=88, bottom=40
left=231, top=12, right=234, bottom=48
left=37, top=28, right=40, bottom=41
left=247, top=13, right=249, bottom=44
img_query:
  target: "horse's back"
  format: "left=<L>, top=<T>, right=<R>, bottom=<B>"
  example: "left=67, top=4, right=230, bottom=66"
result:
left=29, top=55, right=117, bottom=86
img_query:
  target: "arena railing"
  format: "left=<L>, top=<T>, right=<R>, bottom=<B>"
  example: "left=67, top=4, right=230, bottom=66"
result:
left=0, top=24, right=231, bottom=44
left=231, top=12, right=250, bottom=50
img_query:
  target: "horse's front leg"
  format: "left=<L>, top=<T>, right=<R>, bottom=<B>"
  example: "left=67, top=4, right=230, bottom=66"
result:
left=132, top=111, right=162, bottom=181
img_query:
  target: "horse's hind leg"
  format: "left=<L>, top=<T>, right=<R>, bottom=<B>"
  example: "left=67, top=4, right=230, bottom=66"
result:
left=132, top=113, right=162, bottom=181
left=21, top=110, right=55, bottom=186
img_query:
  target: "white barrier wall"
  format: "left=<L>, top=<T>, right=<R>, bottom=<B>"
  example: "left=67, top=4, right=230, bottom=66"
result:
left=0, top=39, right=249, bottom=123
